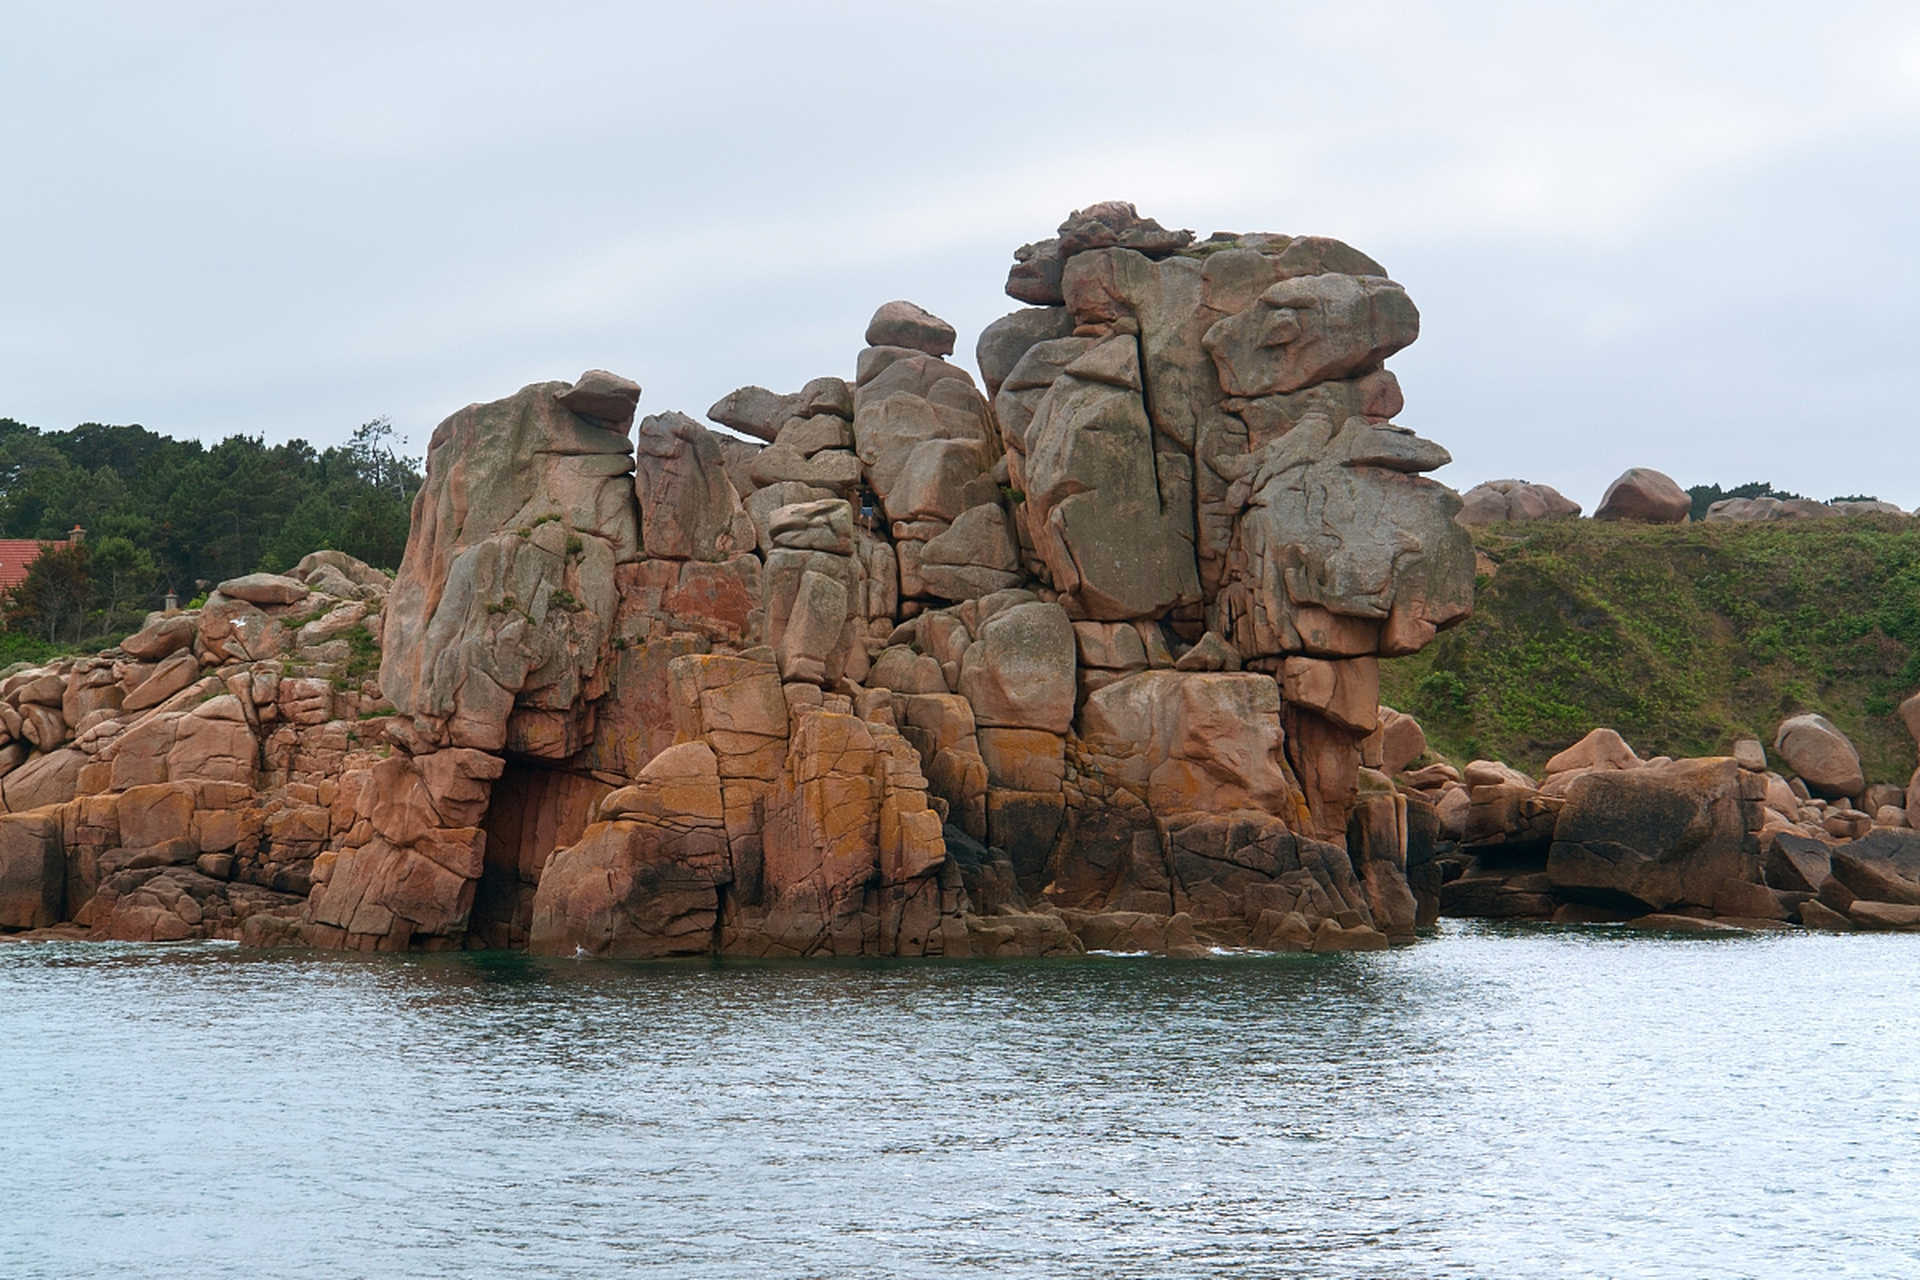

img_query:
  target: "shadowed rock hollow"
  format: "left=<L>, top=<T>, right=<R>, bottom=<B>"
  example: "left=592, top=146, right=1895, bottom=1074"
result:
left=0, top=203, right=1480, bottom=957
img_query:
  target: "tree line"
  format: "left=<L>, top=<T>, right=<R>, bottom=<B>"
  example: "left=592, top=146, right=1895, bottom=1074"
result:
left=0, top=415, right=422, bottom=651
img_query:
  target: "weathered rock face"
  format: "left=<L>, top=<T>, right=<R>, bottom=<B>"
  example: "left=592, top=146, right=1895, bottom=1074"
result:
left=0, top=809, right=63, bottom=929
left=381, top=373, right=640, bottom=756
left=4, top=204, right=1481, bottom=959
left=1219, top=414, right=1473, bottom=660
left=1078, top=671, right=1301, bottom=818
left=1020, top=336, right=1202, bottom=620
left=635, top=411, right=756, bottom=563
left=305, top=747, right=503, bottom=950
left=1203, top=273, right=1419, bottom=396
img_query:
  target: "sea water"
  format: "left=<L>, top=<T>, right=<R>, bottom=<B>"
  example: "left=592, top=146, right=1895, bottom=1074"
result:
left=2, top=923, right=1916, bottom=1279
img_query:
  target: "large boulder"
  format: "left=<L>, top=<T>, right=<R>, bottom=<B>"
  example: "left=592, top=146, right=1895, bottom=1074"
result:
left=1456, top=479, right=1582, bottom=526
left=167, top=696, right=258, bottom=785
left=1203, top=273, right=1419, bottom=396
left=1897, top=692, right=1920, bottom=748
left=1705, top=496, right=1833, bottom=523
left=974, top=305, right=1076, bottom=399
left=305, top=827, right=486, bottom=951
left=120, top=614, right=195, bottom=661
left=1593, top=468, right=1689, bottom=524
left=1545, top=757, right=1753, bottom=911
left=1773, top=713, right=1865, bottom=799
left=1827, top=830, right=1920, bottom=909
left=865, top=301, right=956, bottom=358
left=2, top=747, right=84, bottom=812
left=194, top=598, right=287, bottom=665
left=706, top=385, right=795, bottom=443
left=1215, top=413, right=1475, bottom=658
left=215, top=573, right=309, bottom=607
left=554, top=368, right=641, bottom=429
left=1543, top=727, right=1642, bottom=776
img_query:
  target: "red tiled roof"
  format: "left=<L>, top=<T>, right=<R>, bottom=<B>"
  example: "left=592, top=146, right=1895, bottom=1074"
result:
left=0, top=539, right=66, bottom=592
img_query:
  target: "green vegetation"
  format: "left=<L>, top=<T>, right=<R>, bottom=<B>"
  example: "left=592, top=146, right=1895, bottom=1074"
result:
left=1379, top=517, right=1920, bottom=784
left=341, top=622, right=381, bottom=680
left=0, top=414, right=421, bottom=642
left=0, top=628, right=88, bottom=669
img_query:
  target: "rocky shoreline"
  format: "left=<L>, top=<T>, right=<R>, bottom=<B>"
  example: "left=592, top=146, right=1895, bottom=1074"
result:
left=3, top=202, right=1917, bottom=956
left=1403, top=716, right=1920, bottom=933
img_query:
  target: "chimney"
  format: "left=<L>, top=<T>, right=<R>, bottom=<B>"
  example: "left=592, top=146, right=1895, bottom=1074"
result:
left=69, top=525, right=85, bottom=545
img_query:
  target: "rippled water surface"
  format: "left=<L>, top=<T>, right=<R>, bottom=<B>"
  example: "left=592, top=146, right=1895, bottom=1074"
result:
left=3, top=924, right=1917, bottom=1279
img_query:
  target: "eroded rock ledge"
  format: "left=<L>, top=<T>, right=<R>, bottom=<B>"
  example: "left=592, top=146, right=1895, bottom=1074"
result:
left=0, top=203, right=1481, bottom=957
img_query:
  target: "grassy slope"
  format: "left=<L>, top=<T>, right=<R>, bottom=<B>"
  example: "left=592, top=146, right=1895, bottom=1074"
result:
left=1378, top=517, right=1920, bottom=785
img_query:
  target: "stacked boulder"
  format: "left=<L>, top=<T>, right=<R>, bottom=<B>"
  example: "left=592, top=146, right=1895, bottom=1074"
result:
left=2, top=203, right=1481, bottom=956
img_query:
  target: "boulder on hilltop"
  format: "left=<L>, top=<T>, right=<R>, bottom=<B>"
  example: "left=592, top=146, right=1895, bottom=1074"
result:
left=1456, top=479, right=1581, bottom=526
left=1593, top=467, right=1690, bottom=524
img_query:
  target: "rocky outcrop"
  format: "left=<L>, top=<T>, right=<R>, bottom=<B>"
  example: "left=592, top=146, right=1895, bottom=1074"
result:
left=1402, top=698, right=1920, bottom=932
left=3, top=205, right=1480, bottom=958
left=982, top=206, right=1472, bottom=843
left=526, top=743, right=731, bottom=958
left=0, top=553, right=396, bottom=944
left=1456, top=479, right=1581, bottom=526
left=1705, top=497, right=1909, bottom=523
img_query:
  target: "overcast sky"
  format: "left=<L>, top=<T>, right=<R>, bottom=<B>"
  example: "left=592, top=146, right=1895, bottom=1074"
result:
left=5, top=1, right=1919, bottom=509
